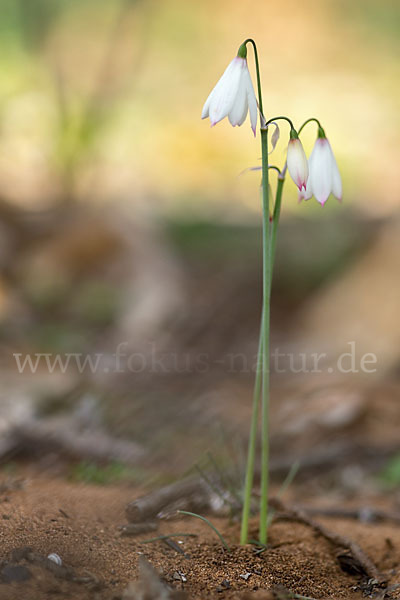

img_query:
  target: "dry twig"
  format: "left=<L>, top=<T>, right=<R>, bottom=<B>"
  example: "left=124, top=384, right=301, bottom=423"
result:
left=270, top=498, right=385, bottom=584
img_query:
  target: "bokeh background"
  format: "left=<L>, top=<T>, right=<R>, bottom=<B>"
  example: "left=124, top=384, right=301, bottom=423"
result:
left=0, top=0, right=399, bottom=487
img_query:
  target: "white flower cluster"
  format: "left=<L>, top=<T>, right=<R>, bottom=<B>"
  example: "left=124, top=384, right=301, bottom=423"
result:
left=202, top=51, right=342, bottom=205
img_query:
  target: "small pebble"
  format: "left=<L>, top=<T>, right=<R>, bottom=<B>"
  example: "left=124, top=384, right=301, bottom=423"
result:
left=240, top=572, right=252, bottom=581
left=47, top=553, right=62, bottom=566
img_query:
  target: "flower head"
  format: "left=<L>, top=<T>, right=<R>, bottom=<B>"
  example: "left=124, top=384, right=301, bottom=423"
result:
left=287, top=132, right=309, bottom=191
left=201, top=45, right=258, bottom=136
left=300, top=132, right=342, bottom=206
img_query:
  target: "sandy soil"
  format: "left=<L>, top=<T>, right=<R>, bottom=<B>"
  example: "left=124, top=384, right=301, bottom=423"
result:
left=0, top=468, right=400, bottom=600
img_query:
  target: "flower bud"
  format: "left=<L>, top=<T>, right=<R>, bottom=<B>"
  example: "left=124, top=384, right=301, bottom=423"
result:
left=287, top=134, right=309, bottom=191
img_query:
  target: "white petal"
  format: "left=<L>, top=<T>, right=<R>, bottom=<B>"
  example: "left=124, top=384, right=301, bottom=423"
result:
left=202, top=58, right=240, bottom=121
left=201, top=89, right=213, bottom=119
left=269, top=122, right=280, bottom=154
left=228, top=71, right=248, bottom=126
left=308, top=138, right=332, bottom=206
left=243, top=67, right=258, bottom=135
left=287, top=139, right=309, bottom=191
left=300, top=177, right=313, bottom=201
left=327, top=141, right=342, bottom=201
left=207, top=57, right=245, bottom=126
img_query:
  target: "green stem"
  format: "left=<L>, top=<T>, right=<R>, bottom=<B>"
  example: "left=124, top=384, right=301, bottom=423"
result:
left=270, top=176, right=285, bottom=270
left=240, top=318, right=263, bottom=544
left=259, top=126, right=270, bottom=545
left=264, top=116, right=295, bottom=130
left=242, top=38, right=264, bottom=117
left=240, top=173, right=286, bottom=545
left=240, top=37, right=266, bottom=546
left=239, top=38, right=287, bottom=546
left=257, top=149, right=288, bottom=546
left=297, top=117, right=324, bottom=136
left=268, top=165, right=281, bottom=174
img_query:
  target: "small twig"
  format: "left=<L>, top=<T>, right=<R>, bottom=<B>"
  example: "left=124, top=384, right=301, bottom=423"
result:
left=270, top=498, right=384, bottom=583
left=15, top=417, right=145, bottom=465
left=300, top=505, right=400, bottom=525
left=177, top=510, right=231, bottom=552
left=119, top=522, right=158, bottom=537
left=126, top=478, right=213, bottom=523
left=194, top=464, right=236, bottom=511
left=162, top=537, right=190, bottom=558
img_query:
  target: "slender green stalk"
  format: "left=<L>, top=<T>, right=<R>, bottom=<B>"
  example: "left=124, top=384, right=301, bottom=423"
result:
left=242, top=39, right=264, bottom=117
left=259, top=126, right=270, bottom=545
left=265, top=116, right=295, bottom=129
left=297, top=117, right=323, bottom=135
left=240, top=176, right=286, bottom=545
left=239, top=37, right=267, bottom=546
left=239, top=38, right=287, bottom=546
left=240, top=320, right=263, bottom=544
left=178, top=510, right=231, bottom=551
left=270, top=176, right=285, bottom=270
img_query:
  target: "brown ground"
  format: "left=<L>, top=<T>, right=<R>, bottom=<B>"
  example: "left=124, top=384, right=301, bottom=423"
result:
left=1, top=468, right=400, bottom=600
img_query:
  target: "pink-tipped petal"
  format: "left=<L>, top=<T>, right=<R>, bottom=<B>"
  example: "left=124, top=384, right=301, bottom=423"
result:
left=287, top=138, right=309, bottom=192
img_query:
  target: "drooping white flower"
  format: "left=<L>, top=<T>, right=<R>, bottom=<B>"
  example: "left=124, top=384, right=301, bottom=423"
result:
left=286, top=134, right=309, bottom=191
left=201, top=49, right=258, bottom=136
left=299, top=136, right=342, bottom=206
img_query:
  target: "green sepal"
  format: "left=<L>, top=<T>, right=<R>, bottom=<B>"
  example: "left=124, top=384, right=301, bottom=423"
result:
left=290, top=128, right=299, bottom=140
left=237, top=42, right=247, bottom=59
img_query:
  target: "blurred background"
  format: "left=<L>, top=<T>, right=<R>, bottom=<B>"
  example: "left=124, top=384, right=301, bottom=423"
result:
left=0, top=0, right=399, bottom=491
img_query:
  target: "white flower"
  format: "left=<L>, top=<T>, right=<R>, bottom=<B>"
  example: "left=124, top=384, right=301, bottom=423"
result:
left=300, top=137, right=342, bottom=206
left=201, top=56, right=258, bottom=135
left=287, top=137, right=309, bottom=191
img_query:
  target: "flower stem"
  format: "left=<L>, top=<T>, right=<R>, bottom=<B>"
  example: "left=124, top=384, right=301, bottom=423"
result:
left=270, top=176, right=285, bottom=269
left=264, top=116, right=295, bottom=130
left=297, top=117, right=324, bottom=135
left=259, top=126, right=270, bottom=545
left=243, top=38, right=264, bottom=117
left=239, top=38, right=287, bottom=546
left=240, top=172, right=286, bottom=545
left=239, top=37, right=269, bottom=546
left=240, top=308, right=262, bottom=544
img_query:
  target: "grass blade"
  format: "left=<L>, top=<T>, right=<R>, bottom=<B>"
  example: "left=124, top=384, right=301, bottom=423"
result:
left=178, top=510, right=231, bottom=551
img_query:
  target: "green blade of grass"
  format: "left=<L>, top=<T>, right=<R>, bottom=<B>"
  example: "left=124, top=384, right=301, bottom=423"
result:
left=178, top=510, right=231, bottom=551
